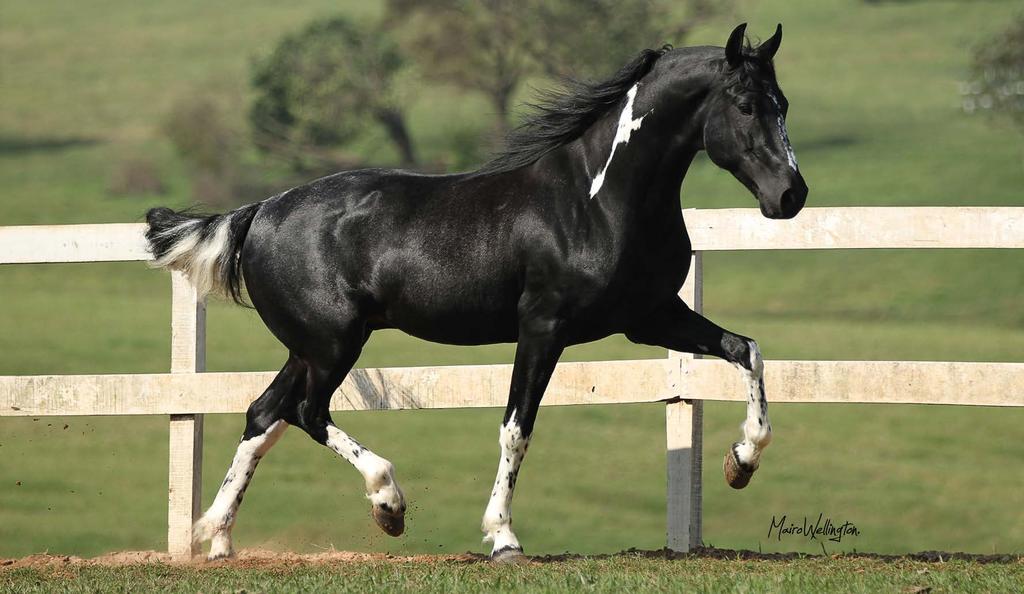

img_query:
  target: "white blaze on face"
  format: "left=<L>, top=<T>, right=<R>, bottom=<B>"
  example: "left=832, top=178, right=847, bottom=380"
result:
left=768, top=91, right=799, bottom=173
left=589, top=84, right=652, bottom=199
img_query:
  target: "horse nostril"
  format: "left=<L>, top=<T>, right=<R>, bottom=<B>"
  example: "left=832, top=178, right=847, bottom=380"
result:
left=779, top=187, right=807, bottom=218
left=781, top=190, right=795, bottom=209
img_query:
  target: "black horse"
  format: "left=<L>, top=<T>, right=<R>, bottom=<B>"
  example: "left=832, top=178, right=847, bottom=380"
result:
left=146, top=23, right=807, bottom=561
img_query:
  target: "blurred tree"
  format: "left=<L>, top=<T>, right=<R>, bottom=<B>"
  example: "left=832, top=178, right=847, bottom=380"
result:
left=164, top=95, right=242, bottom=205
left=250, top=16, right=417, bottom=169
left=165, top=96, right=238, bottom=178
left=529, top=0, right=718, bottom=79
left=962, top=15, right=1024, bottom=130
left=108, top=156, right=166, bottom=197
left=385, top=0, right=723, bottom=137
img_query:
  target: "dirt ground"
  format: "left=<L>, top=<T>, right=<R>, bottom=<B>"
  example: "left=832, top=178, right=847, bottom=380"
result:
left=0, top=549, right=482, bottom=570
left=2, top=547, right=1020, bottom=571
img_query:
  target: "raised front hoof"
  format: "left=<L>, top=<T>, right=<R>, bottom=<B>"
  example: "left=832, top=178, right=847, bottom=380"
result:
left=372, top=504, right=405, bottom=537
left=490, top=546, right=527, bottom=564
left=723, top=446, right=755, bottom=490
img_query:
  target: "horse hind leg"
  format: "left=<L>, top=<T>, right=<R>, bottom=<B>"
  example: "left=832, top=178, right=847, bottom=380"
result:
left=193, top=355, right=304, bottom=560
left=324, top=424, right=406, bottom=536
left=290, top=336, right=407, bottom=538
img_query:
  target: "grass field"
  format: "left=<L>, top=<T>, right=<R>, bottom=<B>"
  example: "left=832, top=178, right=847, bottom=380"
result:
left=3, top=552, right=1023, bottom=594
left=1, top=0, right=1022, bottom=570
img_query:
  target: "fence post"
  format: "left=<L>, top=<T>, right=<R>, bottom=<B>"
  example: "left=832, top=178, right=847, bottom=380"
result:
left=666, top=252, right=703, bottom=552
left=168, top=271, right=205, bottom=558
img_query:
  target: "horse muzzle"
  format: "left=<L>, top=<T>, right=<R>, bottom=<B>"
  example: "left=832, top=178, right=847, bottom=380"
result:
left=758, top=173, right=807, bottom=220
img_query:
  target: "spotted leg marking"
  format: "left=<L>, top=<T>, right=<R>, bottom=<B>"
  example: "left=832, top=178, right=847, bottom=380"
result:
left=729, top=340, right=773, bottom=472
left=193, top=420, right=288, bottom=560
left=325, top=425, right=406, bottom=536
left=481, top=410, right=529, bottom=559
left=720, top=337, right=774, bottom=487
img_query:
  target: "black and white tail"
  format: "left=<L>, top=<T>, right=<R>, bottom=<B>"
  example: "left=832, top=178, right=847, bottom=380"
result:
left=144, top=202, right=262, bottom=303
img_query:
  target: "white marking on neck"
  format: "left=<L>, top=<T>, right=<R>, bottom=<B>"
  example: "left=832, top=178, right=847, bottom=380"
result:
left=768, top=91, right=799, bottom=172
left=589, top=84, right=651, bottom=199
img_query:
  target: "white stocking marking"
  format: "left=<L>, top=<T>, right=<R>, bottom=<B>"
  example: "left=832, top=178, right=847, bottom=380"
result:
left=589, top=84, right=652, bottom=198
left=730, top=341, right=772, bottom=468
left=325, top=425, right=404, bottom=514
left=193, top=420, right=288, bottom=559
left=481, top=411, right=530, bottom=554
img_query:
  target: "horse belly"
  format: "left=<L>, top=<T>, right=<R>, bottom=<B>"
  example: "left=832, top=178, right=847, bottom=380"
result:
left=375, top=263, right=521, bottom=345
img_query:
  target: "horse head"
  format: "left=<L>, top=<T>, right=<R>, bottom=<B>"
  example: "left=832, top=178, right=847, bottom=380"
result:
left=703, top=23, right=808, bottom=219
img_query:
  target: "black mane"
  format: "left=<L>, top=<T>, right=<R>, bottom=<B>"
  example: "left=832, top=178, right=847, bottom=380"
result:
left=476, top=46, right=671, bottom=176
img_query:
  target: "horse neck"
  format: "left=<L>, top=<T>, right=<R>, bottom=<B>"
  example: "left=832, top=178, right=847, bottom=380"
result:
left=567, top=66, right=714, bottom=215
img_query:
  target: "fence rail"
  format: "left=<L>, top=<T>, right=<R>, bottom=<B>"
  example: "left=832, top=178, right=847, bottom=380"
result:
left=3, top=359, right=1021, bottom=417
left=3, top=207, right=1023, bottom=266
left=1, top=206, right=1021, bottom=558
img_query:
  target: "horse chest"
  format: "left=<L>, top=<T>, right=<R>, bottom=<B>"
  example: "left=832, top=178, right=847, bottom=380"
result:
left=554, top=226, right=691, bottom=327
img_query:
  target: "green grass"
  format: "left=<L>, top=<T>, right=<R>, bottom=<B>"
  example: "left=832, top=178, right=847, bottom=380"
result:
left=2, top=555, right=1022, bottom=594
left=0, top=0, right=1022, bottom=568
left=2, top=401, right=1022, bottom=558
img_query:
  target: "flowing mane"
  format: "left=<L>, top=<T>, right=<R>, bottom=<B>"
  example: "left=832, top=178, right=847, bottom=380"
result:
left=476, top=46, right=672, bottom=176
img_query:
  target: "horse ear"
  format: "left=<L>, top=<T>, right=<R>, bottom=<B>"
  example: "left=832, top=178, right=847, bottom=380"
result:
left=725, top=23, right=747, bottom=68
left=756, top=23, right=783, bottom=62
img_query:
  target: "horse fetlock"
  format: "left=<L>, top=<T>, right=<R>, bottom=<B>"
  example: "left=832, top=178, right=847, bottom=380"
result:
left=365, top=462, right=403, bottom=507
left=192, top=513, right=229, bottom=545
left=361, top=457, right=396, bottom=491
left=742, top=419, right=772, bottom=449
left=482, top=520, right=520, bottom=554
left=193, top=513, right=235, bottom=560
left=481, top=506, right=508, bottom=534
left=207, top=532, right=235, bottom=561
left=732, top=440, right=763, bottom=469
left=368, top=481, right=405, bottom=513
left=367, top=466, right=406, bottom=537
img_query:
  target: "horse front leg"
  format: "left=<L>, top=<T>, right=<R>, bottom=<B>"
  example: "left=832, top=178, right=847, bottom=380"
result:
left=482, top=318, right=565, bottom=562
left=627, top=297, right=772, bottom=489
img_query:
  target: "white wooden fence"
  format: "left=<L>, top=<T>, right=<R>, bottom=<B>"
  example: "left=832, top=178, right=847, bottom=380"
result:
left=1, top=207, right=1022, bottom=558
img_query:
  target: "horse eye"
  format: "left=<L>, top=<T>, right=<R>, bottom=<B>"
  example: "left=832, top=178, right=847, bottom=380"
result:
left=738, top=103, right=753, bottom=116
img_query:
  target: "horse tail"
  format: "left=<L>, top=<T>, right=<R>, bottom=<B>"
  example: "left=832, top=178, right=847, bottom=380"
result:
left=144, top=201, right=263, bottom=304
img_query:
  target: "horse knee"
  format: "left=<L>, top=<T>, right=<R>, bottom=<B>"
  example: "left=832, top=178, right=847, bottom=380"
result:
left=745, top=339, right=764, bottom=377
left=722, top=334, right=762, bottom=376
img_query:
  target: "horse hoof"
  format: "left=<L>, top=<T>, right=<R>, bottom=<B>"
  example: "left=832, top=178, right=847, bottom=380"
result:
left=372, top=504, right=405, bottom=537
left=723, top=446, right=755, bottom=489
left=206, top=549, right=235, bottom=562
left=490, top=546, right=527, bottom=564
